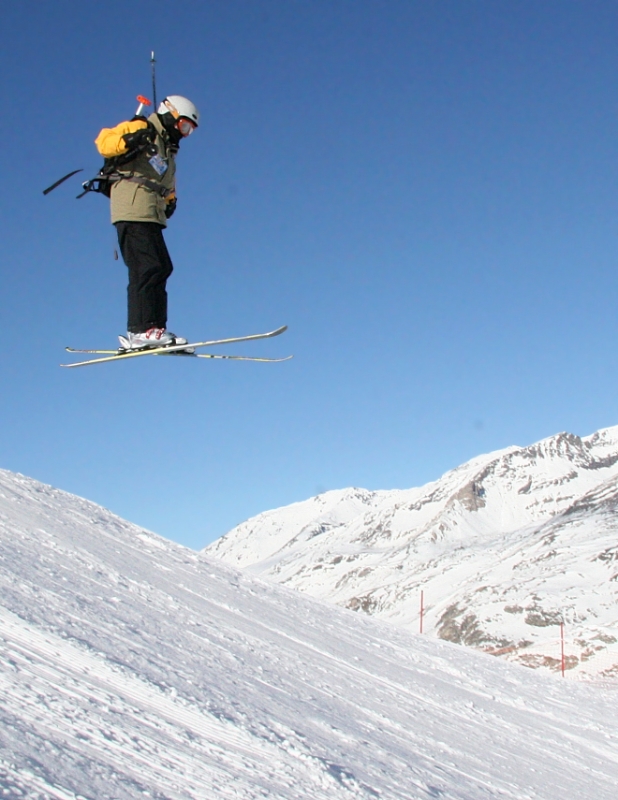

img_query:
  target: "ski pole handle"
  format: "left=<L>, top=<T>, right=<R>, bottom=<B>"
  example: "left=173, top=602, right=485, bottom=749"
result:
left=135, top=95, right=152, bottom=117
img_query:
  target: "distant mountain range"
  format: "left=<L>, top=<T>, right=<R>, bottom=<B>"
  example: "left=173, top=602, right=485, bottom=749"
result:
left=206, top=426, right=618, bottom=678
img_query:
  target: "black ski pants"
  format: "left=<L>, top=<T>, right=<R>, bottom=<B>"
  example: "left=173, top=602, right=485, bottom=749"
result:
left=115, top=221, right=174, bottom=333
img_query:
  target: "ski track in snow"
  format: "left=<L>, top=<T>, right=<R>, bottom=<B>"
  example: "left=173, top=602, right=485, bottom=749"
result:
left=0, top=470, right=617, bottom=798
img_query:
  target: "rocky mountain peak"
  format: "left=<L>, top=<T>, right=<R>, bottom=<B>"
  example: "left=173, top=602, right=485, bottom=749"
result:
left=206, top=425, right=618, bottom=678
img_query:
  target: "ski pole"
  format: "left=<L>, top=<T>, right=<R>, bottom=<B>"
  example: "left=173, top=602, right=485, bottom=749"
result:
left=150, top=51, right=157, bottom=110
left=135, top=95, right=152, bottom=117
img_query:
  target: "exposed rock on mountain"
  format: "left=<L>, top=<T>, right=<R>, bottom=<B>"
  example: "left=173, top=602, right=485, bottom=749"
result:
left=206, top=427, right=618, bottom=678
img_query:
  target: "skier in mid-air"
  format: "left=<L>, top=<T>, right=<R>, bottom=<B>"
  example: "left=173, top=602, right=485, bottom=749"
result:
left=46, top=89, right=289, bottom=367
left=94, top=95, right=199, bottom=350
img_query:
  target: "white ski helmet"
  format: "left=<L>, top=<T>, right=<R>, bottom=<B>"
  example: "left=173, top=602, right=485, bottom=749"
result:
left=157, top=95, right=199, bottom=127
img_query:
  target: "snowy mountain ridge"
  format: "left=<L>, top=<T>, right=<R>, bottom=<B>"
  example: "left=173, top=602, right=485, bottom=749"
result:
left=206, top=426, right=618, bottom=677
left=2, top=466, right=618, bottom=797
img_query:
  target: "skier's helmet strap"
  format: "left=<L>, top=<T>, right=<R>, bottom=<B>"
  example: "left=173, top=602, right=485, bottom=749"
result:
left=157, top=95, right=199, bottom=127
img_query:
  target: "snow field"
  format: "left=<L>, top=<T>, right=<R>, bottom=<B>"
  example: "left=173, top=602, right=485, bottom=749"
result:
left=0, top=469, right=617, bottom=798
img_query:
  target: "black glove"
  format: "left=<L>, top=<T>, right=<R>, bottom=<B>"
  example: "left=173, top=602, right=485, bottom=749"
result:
left=122, top=127, right=156, bottom=155
left=165, top=198, right=177, bottom=219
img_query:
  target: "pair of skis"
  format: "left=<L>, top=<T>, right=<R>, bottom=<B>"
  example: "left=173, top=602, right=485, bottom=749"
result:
left=61, top=325, right=291, bottom=368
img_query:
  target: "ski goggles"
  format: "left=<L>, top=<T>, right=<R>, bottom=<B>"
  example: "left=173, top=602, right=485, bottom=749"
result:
left=177, top=118, right=197, bottom=137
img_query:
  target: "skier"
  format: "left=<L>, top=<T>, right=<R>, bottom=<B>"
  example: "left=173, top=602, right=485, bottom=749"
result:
left=94, top=95, right=199, bottom=350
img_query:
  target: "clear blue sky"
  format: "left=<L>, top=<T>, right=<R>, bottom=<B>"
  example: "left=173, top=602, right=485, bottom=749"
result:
left=2, top=1, right=618, bottom=548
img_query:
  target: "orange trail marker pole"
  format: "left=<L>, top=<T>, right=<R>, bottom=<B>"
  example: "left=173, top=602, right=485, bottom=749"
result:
left=420, top=590, right=424, bottom=634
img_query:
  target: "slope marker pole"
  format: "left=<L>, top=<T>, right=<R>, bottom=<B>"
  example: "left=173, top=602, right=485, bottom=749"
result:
left=419, top=590, right=424, bottom=634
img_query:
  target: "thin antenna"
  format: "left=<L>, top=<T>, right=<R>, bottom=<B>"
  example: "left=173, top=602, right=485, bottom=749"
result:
left=150, top=51, right=157, bottom=110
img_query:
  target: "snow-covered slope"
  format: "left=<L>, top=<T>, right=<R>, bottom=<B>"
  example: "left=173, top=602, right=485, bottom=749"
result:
left=2, top=469, right=618, bottom=798
left=206, top=427, right=618, bottom=678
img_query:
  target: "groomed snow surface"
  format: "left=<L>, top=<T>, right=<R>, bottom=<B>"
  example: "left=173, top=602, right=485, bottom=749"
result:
left=0, top=469, right=617, bottom=799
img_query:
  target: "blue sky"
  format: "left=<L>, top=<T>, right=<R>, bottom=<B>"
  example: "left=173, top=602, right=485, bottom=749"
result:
left=2, top=1, right=618, bottom=548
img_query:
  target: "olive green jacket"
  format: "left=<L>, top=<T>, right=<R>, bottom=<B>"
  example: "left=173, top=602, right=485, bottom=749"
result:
left=95, top=114, right=176, bottom=227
